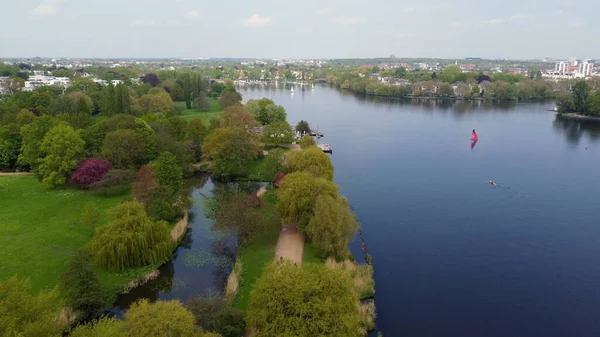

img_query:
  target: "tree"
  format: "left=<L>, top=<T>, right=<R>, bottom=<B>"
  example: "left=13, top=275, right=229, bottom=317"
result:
left=61, top=251, right=109, bottom=320
left=218, top=91, right=242, bottom=109
left=122, top=299, right=208, bottom=337
left=262, top=121, right=295, bottom=147
left=71, top=95, right=94, bottom=129
left=0, top=76, right=24, bottom=94
left=0, top=276, right=66, bottom=337
left=221, top=105, right=258, bottom=131
left=132, top=165, right=159, bottom=206
left=203, top=128, right=258, bottom=179
left=295, top=120, right=311, bottom=135
left=0, top=123, right=22, bottom=170
left=438, top=83, right=454, bottom=96
left=276, top=172, right=339, bottom=229
left=571, top=80, right=591, bottom=113
left=187, top=119, right=207, bottom=143
left=146, top=185, right=181, bottom=222
left=71, top=158, right=111, bottom=189
left=114, top=83, right=131, bottom=115
left=18, top=115, right=58, bottom=172
left=207, top=117, right=221, bottom=135
left=139, top=90, right=174, bottom=115
left=440, top=65, right=461, bottom=83
left=284, top=146, right=334, bottom=180
left=585, top=92, right=600, bottom=116
left=264, top=148, right=286, bottom=181
left=70, top=318, right=122, bottom=337
left=307, top=195, right=360, bottom=259
left=152, top=151, right=183, bottom=193
left=92, top=201, right=171, bottom=271
left=89, top=169, right=136, bottom=196
left=299, top=135, right=316, bottom=149
left=16, top=109, right=36, bottom=125
left=82, top=202, right=101, bottom=233
left=101, top=129, right=147, bottom=169
left=556, top=92, right=575, bottom=113
left=167, top=116, right=188, bottom=141
left=38, top=124, right=86, bottom=187
left=187, top=293, right=245, bottom=337
left=209, top=82, right=225, bottom=98
left=141, top=73, right=160, bottom=87
left=106, top=81, right=116, bottom=115
left=247, top=261, right=360, bottom=337
left=246, top=99, right=287, bottom=125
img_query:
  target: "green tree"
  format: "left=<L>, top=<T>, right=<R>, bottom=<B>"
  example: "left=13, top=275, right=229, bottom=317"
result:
left=572, top=80, right=591, bottom=113
left=70, top=318, right=122, bottom=337
left=38, top=124, right=86, bottom=187
left=61, top=251, right=109, bottom=320
left=152, top=151, right=183, bottom=193
left=207, top=117, right=221, bottom=135
left=203, top=128, right=258, bottom=179
left=0, top=276, right=66, bottom=337
left=0, top=123, right=22, bottom=170
left=18, top=115, right=58, bottom=172
left=247, top=261, right=360, bottom=337
left=82, top=202, right=101, bottom=233
left=585, top=92, right=600, bottom=115
left=440, top=65, right=461, bottom=83
left=307, top=195, right=360, bottom=259
left=71, top=96, right=94, bottom=130
left=556, top=92, right=575, bottom=113
left=276, top=172, right=339, bottom=229
left=187, top=293, right=245, bottom=337
left=218, top=91, right=242, bottom=109
left=264, top=148, right=286, bottom=181
left=106, top=81, right=116, bottom=115
left=221, top=105, right=258, bottom=131
left=284, top=146, right=334, bottom=180
left=299, top=135, right=316, bottom=149
left=262, top=121, right=295, bottom=147
left=92, top=201, right=171, bottom=271
left=295, top=120, right=311, bottom=135
left=123, top=299, right=208, bottom=337
left=101, top=129, right=147, bottom=169
left=139, top=90, right=174, bottom=115
left=187, top=119, right=207, bottom=143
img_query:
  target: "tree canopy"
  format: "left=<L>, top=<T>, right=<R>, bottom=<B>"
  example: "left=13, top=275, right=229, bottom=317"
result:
left=38, top=123, right=86, bottom=187
left=262, top=121, right=295, bottom=147
left=284, top=146, right=334, bottom=180
left=247, top=261, right=361, bottom=337
left=101, top=129, right=147, bottom=169
left=203, top=127, right=258, bottom=179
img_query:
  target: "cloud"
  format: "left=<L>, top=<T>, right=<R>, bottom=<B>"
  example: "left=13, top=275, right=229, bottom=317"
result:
left=133, top=19, right=155, bottom=26
left=34, top=4, right=57, bottom=16
left=316, top=8, right=330, bottom=15
left=333, top=16, right=366, bottom=24
left=244, top=14, right=273, bottom=27
left=510, top=13, right=528, bottom=20
left=186, top=10, right=200, bottom=19
left=482, top=18, right=505, bottom=24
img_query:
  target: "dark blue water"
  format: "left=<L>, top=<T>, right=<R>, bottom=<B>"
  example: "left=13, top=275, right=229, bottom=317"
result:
left=239, top=85, right=600, bottom=337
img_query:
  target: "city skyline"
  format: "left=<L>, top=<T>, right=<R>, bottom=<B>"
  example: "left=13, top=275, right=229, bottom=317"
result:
left=1, top=0, right=599, bottom=59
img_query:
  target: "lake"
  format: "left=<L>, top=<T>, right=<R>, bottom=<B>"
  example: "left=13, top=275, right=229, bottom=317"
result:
left=239, top=85, right=600, bottom=337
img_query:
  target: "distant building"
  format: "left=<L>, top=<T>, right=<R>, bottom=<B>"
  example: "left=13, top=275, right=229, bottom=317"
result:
left=555, top=61, right=569, bottom=74
left=23, top=75, right=70, bottom=91
left=579, top=61, right=595, bottom=76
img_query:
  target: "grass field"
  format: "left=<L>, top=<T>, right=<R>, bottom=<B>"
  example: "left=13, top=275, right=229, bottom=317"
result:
left=246, top=157, right=270, bottom=181
left=175, top=99, right=223, bottom=124
left=303, top=242, right=325, bottom=265
left=0, top=175, right=125, bottom=293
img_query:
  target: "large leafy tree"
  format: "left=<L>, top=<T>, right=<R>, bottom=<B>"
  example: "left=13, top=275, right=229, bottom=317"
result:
left=70, top=158, right=111, bottom=189
left=247, top=261, right=360, bottom=337
left=203, top=128, right=258, bottom=179
left=284, top=146, right=334, bottom=180
left=307, top=195, right=360, bottom=259
left=298, top=135, right=316, bottom=149
left=101, top=129, right=147, bottom=169
left=92, top=201, right=171, bottom=271
left=187, top=119, right=207, bottom=144
left=221, top=105, right=259, bottom=131
left=18, top=115, right=58, bottom=172
left=152, top=151, right=183, bottom=193
left=295, top=120, right=311, bottom=135
left=276, top=172, right=339, bottom=229
left=246, top=99, right=287, bottom=125
left=0, top=123, right=22, bottom=170
left=38, top=123, right=86, bottom=187
left=139, top=90, right=174, bottom=115
left=0, top=276, right=66, bottom=337
left=70, top=318, right=122, bottom=337
left=187, top=293, right=246, bottom=337
left=61, top=251, right=109, bottom=320
left=571, top=80, right=591, bottom=113
left=262, top=121, right=295, bottom=147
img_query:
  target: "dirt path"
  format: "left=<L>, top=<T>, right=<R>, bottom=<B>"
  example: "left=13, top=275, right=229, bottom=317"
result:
left=274, top=226, right=305, bottom=264
left=0, top=172, right=33, bottom=176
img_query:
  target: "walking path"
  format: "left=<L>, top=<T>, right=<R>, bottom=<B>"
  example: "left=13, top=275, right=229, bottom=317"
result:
left=274, top=226, right=305, bottom=264
left=0, top=172, right=33, bottom=176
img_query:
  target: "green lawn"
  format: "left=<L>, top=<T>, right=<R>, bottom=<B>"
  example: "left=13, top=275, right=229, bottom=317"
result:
left=303, top=242, right=325, bottom=265
left=175, top=100, right=223, bottom=124
left=0, top=175, right=125, bottom=293
left=246, top=157, right=269, bottom=181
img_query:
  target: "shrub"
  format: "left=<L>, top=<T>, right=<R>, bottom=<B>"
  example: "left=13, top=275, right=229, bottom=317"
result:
left=186, top=293, right=246, bottom=337
left=299, top=135, right=316, bottom=149
left=71, top=158, right=111, bottom=189
left=284, top=146, right=334, bottom=180
left=89, top=169, right=136, bottom=196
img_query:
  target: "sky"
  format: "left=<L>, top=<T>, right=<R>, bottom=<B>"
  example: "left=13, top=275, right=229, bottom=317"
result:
left=1, top=0, right=599, bottom=60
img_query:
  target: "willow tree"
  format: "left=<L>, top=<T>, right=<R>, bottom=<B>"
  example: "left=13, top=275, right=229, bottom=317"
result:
left=92, top=201, right=171, bottom=271
left=276, top=172, right=338, bottom=230
left=284, top=146, right=334, bottom=180
left=298, top=135, right=316, bottom=149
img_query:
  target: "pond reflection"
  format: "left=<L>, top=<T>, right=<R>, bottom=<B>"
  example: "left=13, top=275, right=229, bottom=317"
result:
left=552, top=115, right=600, bottom=145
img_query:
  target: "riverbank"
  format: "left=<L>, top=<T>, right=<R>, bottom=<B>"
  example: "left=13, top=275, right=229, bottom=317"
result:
left=557, top=112, right=600, bottom=121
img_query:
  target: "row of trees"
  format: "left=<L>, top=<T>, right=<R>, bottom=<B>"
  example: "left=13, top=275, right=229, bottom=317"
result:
left=556, top=80, right=600, bottom=115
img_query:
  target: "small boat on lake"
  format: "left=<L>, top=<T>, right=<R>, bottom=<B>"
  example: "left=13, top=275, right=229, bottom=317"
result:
left=319, top=144, right=332, bottom=153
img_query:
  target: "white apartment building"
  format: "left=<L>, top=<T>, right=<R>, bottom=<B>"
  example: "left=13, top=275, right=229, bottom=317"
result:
left=555, top=61, right=569, bottom=74
left=23, top=75, right=71, bottom=91
left=579, top=61, right=595, bottom=76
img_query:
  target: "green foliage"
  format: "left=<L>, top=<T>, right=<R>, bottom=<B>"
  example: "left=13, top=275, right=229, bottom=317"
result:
left=92, top=201, right=172, bottom=271
left=299, top=135, right=316, bottom=149
left=187, top=119, right=207, bottom=143
left=207, top=117, right=221, bottom=135
left=70, top=318, right=122, bottom=337
left=61, top=250, right=110, bottom=320
left=38, top=123, right=86, bottom=187
left=152, top=151, right=183, bottom=193
left=585, top=92, right=600, bottom=115
left=89, top=169, right=135, bottom=196
left=0, top=123, right=22, bottom=170
left=556, top=92, right=575, bottom=113
left=247, top=261, right=361, bottom=337
left=18, top=115, right=58, bottom=172
left=572, top=81, right=591, bottom=113
left=82, top=202, right=101, bottom=233
left=246, top=99, right=287, bottom=125
left=284, top=146, right=335, bottom=180
left=187, top=293, right=246, bottom=337
left=101, top=129, right=147, bottom=169
left=203, top=128, right=258, bottom=179
left=307, top=195, right=360, bottom=259
left=440, top=65, right=462, bottom=83
left=218, top=91, right=242, bottom=109
left=0, top=276, right=66, bottom=337
left=264, top=148, right=286, bottom=181
left=221, top=105, right=259, bottom=131
left=276, top=172, right=339, bottom=230
left=146, top=185, right=181, bottom=222
left=295, top=120, right=311, bottom=134
left=122, top=299, right=207, bottom=337
left=262, top=121, right=295, bottom=147
left=139, top=90, right=174, bottom=115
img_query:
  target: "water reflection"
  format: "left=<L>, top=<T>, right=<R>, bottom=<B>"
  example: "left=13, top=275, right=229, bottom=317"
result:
left=552, top=115, right=600, bottom=145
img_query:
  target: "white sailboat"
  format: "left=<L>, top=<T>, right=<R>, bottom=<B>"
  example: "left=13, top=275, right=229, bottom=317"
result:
left=290, top=87, right=295, bottom=93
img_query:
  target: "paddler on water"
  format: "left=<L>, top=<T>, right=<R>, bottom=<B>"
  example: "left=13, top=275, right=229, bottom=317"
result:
left=488, top=180, right=497, bottom=186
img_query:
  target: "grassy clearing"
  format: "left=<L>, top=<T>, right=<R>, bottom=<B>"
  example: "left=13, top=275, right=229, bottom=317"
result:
left=175, top=100, right=223, bottom=124
left=303, top=242, right=325, bottom=264
left=0, top=175, right=124, bottom=293
left=246, top=157, right=270, bottom=181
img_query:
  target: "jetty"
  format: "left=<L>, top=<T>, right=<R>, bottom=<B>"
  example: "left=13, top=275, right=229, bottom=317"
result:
left=319, top=144, right=332, bottom=153
left=310, top=129, right=324, bottom=137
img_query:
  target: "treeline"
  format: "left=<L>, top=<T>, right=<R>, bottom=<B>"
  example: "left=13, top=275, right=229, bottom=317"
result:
left=556, top=80, right=600, bottom=116
left=326, top=66, right=554, bottom=101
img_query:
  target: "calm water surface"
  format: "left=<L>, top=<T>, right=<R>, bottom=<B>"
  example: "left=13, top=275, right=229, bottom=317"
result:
left=239, top=85, right=600, bottom=337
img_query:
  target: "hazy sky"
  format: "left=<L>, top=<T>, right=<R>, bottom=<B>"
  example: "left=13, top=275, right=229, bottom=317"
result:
left=1, top=0, right=599, bottom=59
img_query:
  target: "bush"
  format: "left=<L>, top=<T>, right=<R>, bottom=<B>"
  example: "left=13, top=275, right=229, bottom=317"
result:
left=284, top=146, right=335, bottom=180
left=89, top=169, right=136, bottom=196
left=299, top=135, right=316, bottom=149
left=71, top=158, right=111, bottom=189
left=186, top=293, right=246, bottom=337
left=365, top=253, right=373, bottom=265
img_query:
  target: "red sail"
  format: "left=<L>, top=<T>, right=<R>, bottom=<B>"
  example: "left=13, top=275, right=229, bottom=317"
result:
left=471, top=130, right=478, bottom=141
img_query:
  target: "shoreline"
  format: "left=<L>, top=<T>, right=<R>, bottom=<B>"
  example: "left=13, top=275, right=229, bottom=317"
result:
left=556, top=112, right=600, bottom=121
